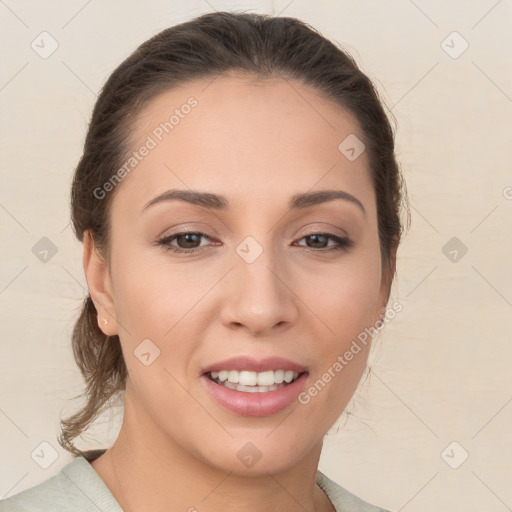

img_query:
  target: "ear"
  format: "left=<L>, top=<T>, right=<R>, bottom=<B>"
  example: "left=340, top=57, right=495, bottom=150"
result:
left=83, top=229, right=118, bottom=336
left=375, top=243, right=398, bottom=325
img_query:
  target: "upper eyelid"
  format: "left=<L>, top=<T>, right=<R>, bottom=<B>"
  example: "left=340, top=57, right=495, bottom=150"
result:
left=160, top=221, right=350, bottom=238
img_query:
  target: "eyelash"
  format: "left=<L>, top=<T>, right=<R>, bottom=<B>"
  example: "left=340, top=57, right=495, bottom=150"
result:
left=156, top=231, right=353, bottom=254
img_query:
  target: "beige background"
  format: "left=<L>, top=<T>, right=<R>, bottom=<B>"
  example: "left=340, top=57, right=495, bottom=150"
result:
left=1, top=1, right=511, bottom=510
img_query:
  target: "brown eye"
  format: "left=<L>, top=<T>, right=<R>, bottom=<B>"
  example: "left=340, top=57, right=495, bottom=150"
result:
left=296, top=233, right=353, bottom=252
left=158, top=231, right=213, bottom=253
left=174, top=233, right=203, bottom=249
left=305, top=234, right=329, bottom=248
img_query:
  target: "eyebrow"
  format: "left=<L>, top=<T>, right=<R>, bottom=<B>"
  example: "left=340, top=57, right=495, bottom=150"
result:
left=141, top=188, right=366, bottom=215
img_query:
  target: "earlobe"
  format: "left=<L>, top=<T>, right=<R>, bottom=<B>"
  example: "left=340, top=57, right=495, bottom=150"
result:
left=83, top=229, right=118, bottom=336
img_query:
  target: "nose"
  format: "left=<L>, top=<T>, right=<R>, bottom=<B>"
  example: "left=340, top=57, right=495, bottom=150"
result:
left=220, top=248, right=299, bottom=336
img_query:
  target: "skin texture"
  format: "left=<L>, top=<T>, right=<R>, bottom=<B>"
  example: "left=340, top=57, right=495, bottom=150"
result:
left=84, top=74, right=393, bottom=512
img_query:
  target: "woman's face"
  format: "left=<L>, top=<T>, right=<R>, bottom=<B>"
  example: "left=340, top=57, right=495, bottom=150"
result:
left=88, top=74, right=391, bottom=475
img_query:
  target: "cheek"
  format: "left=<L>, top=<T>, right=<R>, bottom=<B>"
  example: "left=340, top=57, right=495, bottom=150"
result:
left=108, top=244, right=217, bottom=388
left=295, top=243, right=381, bottom=402
left=301, top=249, right=382, bottom=338
left=110, top=241, right=204, bottom=332
left=109, top=248, right=203, bottom=406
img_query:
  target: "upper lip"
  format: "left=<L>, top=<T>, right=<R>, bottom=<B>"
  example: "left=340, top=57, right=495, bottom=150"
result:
left=202, top=356, right=308, bottom=375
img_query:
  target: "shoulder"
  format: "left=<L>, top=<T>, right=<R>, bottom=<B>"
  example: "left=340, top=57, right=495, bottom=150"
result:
left=0, top=455, right=122, bottom=512
left=316, top=470, right=392, bottom=512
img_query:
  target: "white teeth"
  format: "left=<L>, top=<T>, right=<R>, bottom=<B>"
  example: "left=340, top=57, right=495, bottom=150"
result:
left=274, top=369, right=284, bottom=384
left=283, top=370, right=295, bottom=383
left=209, top=369, right=300, bottom=386
left=255, top=371, right=275, bottom=386
left=239, top=370, right=257, bottom=386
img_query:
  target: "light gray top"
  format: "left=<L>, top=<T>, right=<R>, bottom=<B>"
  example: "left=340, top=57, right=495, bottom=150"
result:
left=0, top=451, right=391, bottom=512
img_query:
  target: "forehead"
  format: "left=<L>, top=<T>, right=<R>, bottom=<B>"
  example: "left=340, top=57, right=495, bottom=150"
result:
left=111, top=74, right=374, bottom=216
left=131, top=73, right=363, bottom=150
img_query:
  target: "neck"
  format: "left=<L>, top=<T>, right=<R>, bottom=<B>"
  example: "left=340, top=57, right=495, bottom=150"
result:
left=90, top=380, right=334, bottom=512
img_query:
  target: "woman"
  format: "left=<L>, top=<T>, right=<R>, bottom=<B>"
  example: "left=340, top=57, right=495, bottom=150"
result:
left=1, top=11, right=406, bottom=512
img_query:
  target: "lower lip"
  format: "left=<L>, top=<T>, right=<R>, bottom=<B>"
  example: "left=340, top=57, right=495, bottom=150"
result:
left=200, top=373, right=309, bottom=417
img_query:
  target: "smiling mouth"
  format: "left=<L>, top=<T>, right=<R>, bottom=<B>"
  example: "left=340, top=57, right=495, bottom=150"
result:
left=204, top=369, right=307, bottom=393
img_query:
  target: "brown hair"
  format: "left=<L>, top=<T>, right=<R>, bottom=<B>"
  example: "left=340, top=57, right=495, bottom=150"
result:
left=59, top=11, right=408, bottom=457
